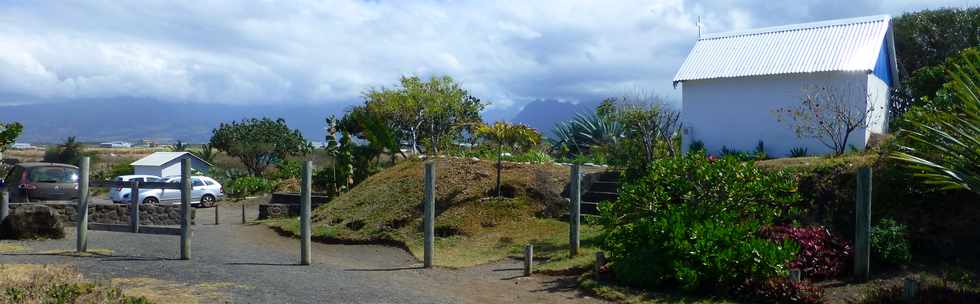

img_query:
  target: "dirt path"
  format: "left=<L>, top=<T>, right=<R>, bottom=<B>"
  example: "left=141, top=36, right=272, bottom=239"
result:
left=0, top=205, right=605, bottom=304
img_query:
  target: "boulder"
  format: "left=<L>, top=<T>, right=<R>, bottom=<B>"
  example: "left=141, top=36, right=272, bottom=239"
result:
left=1, top=205, right=65, bottom=239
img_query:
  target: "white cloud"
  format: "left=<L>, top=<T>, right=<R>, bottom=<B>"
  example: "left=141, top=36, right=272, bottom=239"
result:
left=0, top=0, right=973, bottom=111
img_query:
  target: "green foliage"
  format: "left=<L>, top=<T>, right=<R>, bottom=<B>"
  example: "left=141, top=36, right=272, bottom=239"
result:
left=0, top=122, right=23, bottom=152
left=551, top=112, right=623, bottom=158
left=42, top=136, right=86, bottom=165
left=193, top=144, right=216, bottom=164
left=227, top=176, right=276, bottom=197
left=359, top=75, right=485, bottom=154
left=598, top=154, right=802, bottom=292
left=754, top=141, right=769, bottom=160
left=892, top=50, right=980, bottom=195
left=209, top=117, right=311, bottom=176
left=270, top=159, right=302, bottom=180
left=688, top=140, right=705, bottom=152
left=891, top=8, right=980, bottom=124
left=790, top=147, right=809, bottom=157
left=477, top=121, right=543, bottom=197
left=870, top=218, right=912, bottom=266
left=94, top=163, right=134, bottom=181
left=169, top=140, right=188, bottom=152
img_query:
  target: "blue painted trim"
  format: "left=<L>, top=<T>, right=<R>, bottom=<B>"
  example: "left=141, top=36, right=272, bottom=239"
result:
left=872, top=38, right=892, bottom=86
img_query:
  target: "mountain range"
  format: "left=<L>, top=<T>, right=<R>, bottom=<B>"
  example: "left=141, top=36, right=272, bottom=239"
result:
left=0, top=98, right=601, bottom=144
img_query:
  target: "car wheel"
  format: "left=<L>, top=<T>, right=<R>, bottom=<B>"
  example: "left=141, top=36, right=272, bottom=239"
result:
left=143, top=197, right=159, bottom=205
left=200, top=194, right=216, bottom=208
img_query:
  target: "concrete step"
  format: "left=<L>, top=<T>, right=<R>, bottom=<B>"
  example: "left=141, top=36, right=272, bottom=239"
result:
left=597, top=171, right=621, bottom=182
left=581, top=201, right=599, bottom=215
left=588, top=181, right=620, bottom=193
left=582, top=191, right=618, bottom=203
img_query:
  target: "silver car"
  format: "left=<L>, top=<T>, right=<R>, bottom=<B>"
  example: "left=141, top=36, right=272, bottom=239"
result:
left=122, top=175, right=224, bottom=207
left=109, top=175, right=162, bottom=203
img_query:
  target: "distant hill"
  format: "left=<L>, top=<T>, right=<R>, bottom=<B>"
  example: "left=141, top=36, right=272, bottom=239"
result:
left=510, top=99, right=600, bottom=138
left=0, top=99, right=351, bottom=144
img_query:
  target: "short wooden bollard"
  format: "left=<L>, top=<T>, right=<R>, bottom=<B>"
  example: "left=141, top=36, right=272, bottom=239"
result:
left=214, top=204, right=220, bottom=225
left=76, top=157, right=90, bottom=253
left=179, top=158, right=192, bottom=260
left=300, top=160, right=312, bottom=265
left=593, top=252, right=606, bottom=281
left=903, top=277, right=919, bottom=303
left=130, top=180, right=140, bottom=233
left=854, top=167, right=872, bottom=280
left=241, top=203, right=246, bottom=224
left=0, top=191, right=9, bottom=225
left=523, top=244, right=533, bottom=276
left=569, top=164, right=581, bottom=257
left=423, top=161, right=435, bottom=268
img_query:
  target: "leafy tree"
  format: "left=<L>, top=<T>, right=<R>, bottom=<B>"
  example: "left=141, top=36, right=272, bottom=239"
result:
left=209, top=118, right=311, bottom=176
left=361, top=75, right=485, bottom=155
left=891, top=8, right=980, bottom=123
left=774, top=84, right=882, bottom=156
left=599, top=94, right=682, bottom=171
left=324, top=115, right=341, bottom=193
left=476, top=122, right=542, bottom=197
left=43, top=136, right=86, bottom=165
left=170, top=140, right=188, bottom=152
left=0, top=122, right=23, bottom=152
left=337, top=131, right=355, bottom=191
left=892, top=51, right=980, bottom=195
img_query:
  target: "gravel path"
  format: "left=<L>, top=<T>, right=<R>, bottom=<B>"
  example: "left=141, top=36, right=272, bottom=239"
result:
left=1, top=205, right=606, bottom=304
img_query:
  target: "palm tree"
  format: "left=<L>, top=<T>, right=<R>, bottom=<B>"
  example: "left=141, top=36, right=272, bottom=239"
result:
left=476, top=122, right=542, bottom=197
left=892, top=53, right=980, bottom=194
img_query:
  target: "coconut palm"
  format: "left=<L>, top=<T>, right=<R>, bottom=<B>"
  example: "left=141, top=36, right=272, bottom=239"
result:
left=476, top=122, right=542, bottom=197
left=892, top=52, right=980, bottom=194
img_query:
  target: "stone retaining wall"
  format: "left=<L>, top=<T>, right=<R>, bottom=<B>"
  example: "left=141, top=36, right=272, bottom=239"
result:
left=8, top=202, right=195, bottom=226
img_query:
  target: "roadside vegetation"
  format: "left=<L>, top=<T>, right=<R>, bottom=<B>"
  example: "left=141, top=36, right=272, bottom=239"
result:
left=0, top=264, right=152, bottom=304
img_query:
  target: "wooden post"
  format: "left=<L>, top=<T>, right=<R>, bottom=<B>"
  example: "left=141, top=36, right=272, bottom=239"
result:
left=76, top=157, right=90, bottom=253
left=241, top=203, right=246, bottom=224
left=214, top=204, right=220, bottom=225
left=130, top=180, right=140, bottom=233
left=180, top=158, right=191, bottom=260
left=300, top=160, right=312, bottom=266
left=854, top=167, right=872, bottom=280
left=569, top=164, right=581, bottom=256
left=594, top=252, right=606, bottom=281
left=423, top=161, right=435, bottom=268
left=0, top=191, right=9, bottom=224
left=523, top=244, right=533, bottom=276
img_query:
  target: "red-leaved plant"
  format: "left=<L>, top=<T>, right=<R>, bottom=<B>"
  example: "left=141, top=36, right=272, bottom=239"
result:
left=761, top=225, right=852, bottom=280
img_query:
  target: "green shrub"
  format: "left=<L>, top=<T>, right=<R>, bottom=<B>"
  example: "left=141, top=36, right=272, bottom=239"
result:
left=790, top=147, right=809, bottom=157
left=599, top=153, right=803, bottom=293
left=270, top=159, right=302, bottom=180
left=227, top=176, right=276, bottom=197
left=688, top=140, right=705, bottom=153
left=507, top=150, right=553, bottom=163
left=871, top=218, right=912, bottom=266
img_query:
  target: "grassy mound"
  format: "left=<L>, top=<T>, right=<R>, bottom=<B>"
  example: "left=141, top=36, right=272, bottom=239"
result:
left=266, top=157, right=603, bottom=267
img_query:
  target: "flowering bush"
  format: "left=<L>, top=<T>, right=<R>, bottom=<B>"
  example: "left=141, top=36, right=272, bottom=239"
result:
left=761, top=225, right=852, bottom=280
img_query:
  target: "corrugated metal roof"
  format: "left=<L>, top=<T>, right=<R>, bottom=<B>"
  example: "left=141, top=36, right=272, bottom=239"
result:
left=673, top=15, right=892, bottom=84
left=131, top=152, right=211, bottom=167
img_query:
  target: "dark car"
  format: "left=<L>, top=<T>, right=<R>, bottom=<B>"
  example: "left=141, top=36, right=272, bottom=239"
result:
left=1, top=162, right=80, bottom=202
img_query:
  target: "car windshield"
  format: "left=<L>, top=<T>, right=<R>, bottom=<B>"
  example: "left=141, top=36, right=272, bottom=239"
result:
left=29, top=167, right=79, bottom=183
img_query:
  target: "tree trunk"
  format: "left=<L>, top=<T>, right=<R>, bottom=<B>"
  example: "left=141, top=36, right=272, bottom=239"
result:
left=496, top=143, right=502, bottom=197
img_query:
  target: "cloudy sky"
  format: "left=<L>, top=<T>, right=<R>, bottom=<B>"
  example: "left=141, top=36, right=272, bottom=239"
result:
left=0, top=0, right=973, bottom=117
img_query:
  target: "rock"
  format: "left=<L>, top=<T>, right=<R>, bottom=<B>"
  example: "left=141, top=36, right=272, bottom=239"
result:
left=470, top=157, right=480, bottom=161
left=1, top=205, right=65, bottom=239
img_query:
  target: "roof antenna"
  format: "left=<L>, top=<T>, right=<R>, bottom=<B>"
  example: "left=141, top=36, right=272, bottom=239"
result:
left=697, top=16, right=703, bottom=39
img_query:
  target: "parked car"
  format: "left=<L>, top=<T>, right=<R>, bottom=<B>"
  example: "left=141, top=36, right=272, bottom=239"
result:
left=121, top=175, right=224, bottom=207
left=109, top=175, right=161, bottom=204
left=1, top=162, right=79, bottom=202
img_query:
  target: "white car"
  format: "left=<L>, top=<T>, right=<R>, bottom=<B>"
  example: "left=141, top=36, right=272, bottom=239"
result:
left=121, top=175, right=224, bottom=207
left=109, top=175, right=162, bottom=203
